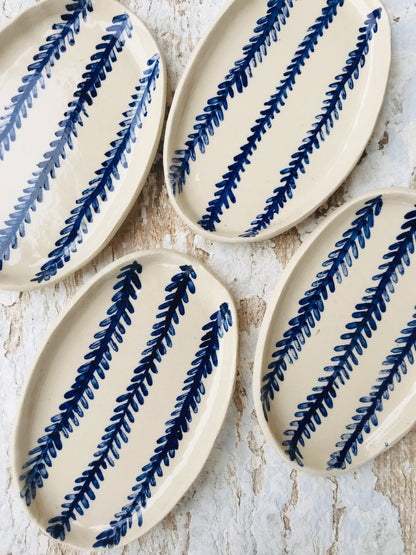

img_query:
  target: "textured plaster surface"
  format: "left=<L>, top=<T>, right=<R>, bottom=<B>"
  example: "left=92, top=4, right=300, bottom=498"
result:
left=0, top=0, right=415, bottom=554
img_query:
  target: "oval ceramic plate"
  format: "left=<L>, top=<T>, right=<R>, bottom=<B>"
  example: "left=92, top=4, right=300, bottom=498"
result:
left=0, top=0, right=166, bottom=290
left=164, top=0, right=390, bottom=243
left=13, top=249, right=237, bottom=548
left=254, top=188, right=416, bottom=475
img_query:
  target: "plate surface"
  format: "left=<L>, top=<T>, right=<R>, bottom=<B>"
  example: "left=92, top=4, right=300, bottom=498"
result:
left=164, top=0, right=390, bottom=243
left=13, top=249, right=237, bottom=548
left=254, top=188, right=416, bottom=475
left=0, top=0, right=166, bottom=290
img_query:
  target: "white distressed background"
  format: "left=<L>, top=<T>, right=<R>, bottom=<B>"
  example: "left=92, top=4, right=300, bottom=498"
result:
left=0, top=0, right=415, bottom=553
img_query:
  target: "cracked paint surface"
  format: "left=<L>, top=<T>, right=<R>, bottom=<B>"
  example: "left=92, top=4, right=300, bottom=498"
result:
left=0, top=0, right=414, bottom=553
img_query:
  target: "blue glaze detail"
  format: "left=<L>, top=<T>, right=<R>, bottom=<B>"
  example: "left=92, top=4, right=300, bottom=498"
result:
left=169, top=0, right=295, bottom=195
left=0, top=0, right=93, bottom=160
left=261, top=196, right=383, bottom=421
left=198, top=0, right=345, bottom=232
left=32, top=54, right=161, bottom=284
left=0, top=14, right=132, bottom=271
left=242, top=9, right=382, bottom=238
left=18, top=261, right=142, bottom=506
left=327, top=311, right=416, bottom=470
left=93, top=303, right=233, bottom=548
left=283, top=206, right=416, bottom=467
left=46, top=265, right=196, bottom=542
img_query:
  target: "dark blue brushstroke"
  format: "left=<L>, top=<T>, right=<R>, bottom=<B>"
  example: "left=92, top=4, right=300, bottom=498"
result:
left=283, top=206, right=416, bottom=466
left=198, top=0, right=345, bottom=232
left=242, top=9, right=382, bottom=238
left=46, top=265, right=197, bottom=542
left=327, top=312, right=416, bottom=470
left=93, top=303, right=233, bottom=548
left=0, top=14, right=132, bottom=271
left=169, top=0, right=295, bottom=195
left=32, top=54, right=160, bottom=283
left=261, top=195, right=383, bottom=420
left=0, top=0, right=93, bottom=160
left=18, top=261, right=142, bottom=506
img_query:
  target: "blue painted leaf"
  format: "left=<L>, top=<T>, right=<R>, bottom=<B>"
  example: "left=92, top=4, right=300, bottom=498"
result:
left=0, top=0, right=93, bottom=160
left=327, top=311, right=416, bottom=470
left=0, top=13, right=132, bottom=271
left=198, top=0, right=345, bottom=232
left=93, top=303, right=233, bottom=548
left=169, top=0, right=296, bottom=195
left=18, top=261, right=142, bottom=506
left=243, top=8, right=382, bottom=238
left=261, top=195, right=383, bottom=420
left=46, top=265, right=196, bottom=541
left=32, top=54, right=160, bottom=283
left=283, top=205, right=416, bottom=466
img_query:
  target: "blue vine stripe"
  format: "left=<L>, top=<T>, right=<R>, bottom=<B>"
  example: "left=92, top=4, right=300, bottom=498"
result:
left=18, top=261, right=142, bottom=506
left=46, top=265, right=197, bottom=542
left=32, top=54, right=161, bottom=284
left=198, top=0, right=345, bottom=232
left=0, top=0, right=93, bottom=161
left=261, top=195, right=383, bottom=421
left=169, top=0, right=296, bottom=195
left=327, top=310, right=416, bottom=470
left=242, top=9, right=382, bottom=238
left=283, top=206, right=416, bottom=466
left=0, top=14, right=132, bottom=272
left=93, top=303, right=233, bottom=548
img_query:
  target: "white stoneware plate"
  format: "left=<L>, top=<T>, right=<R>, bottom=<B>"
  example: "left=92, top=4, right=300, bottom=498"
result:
left=164, top=0, right=390, bottom=243
left=0, top=0, right=166, bottom=290
left=13, top=249, right=237, bottom=549
left=254, top=188, right=416, bottom=475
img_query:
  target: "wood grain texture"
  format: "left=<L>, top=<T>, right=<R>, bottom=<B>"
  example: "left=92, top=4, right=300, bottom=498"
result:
left=0, top=0, right=415, bottom=553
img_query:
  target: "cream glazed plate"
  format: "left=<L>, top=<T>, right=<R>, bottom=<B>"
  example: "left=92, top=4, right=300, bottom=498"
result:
left=0, top=0, right=166, bottom=290
left=254, top=188, right=416, bottom=475
left=164, top=0, right=391, bottom=243
left=13, top=249, right=238, bottom=549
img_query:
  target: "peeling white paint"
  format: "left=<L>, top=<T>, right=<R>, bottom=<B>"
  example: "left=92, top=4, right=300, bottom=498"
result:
left=337, top=467, right=404, bottom=555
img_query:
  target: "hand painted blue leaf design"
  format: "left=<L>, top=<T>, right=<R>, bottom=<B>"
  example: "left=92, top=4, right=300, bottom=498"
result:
left=283, top=206, right=416, bottom=466
left=0, top=13, right=132, bottom=271
left=327, top=311, right=416, bottom=471
left=242, top=9, right=382, bottom=238
left=261, top=195, right=383, bottom=420
left=198, top=0, right=345, bottom=232
left=18, top=261, right=142, bottom=506
left=46, top=265, right=196, bottom=542
left=0, top=0, right=93, bottom=160
left=93, top=303, right=233, bottom=548
left=169, top=0, right=296, bottom=195
left=32, top=54, right=160, bottom=284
